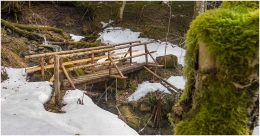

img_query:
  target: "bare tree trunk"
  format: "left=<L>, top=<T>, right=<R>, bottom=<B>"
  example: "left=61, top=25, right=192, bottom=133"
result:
left=119, top=1, right=126, bottom=22
left=193, top=1, right=205, bottom=18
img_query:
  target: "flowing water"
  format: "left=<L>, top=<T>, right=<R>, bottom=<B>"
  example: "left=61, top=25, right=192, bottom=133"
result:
left=43, top=35, right=62, bottom=52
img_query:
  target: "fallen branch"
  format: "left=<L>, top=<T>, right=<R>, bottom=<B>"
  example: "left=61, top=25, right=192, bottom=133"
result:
left=1, top=19, right=69, bottom=39
left=144, top=66, right=179, bottom=94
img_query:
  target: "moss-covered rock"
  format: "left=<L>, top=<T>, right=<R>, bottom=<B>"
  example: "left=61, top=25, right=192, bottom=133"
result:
left=119, top=105, right=139, bottom=129
left=137, top=70, right=146, bottom=83
left=176, top=1, right=259, bottom=135
left=140, top=103, right=150, bottom=112
left=109, top=78, right=127, bottom=90
left=156, top=54, right=178, bottom=68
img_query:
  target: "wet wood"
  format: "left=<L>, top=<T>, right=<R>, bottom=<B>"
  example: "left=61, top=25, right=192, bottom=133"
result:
left=130, top=46, right=132, bottom=63
left=85, top=91, right=100, bottom=97
left=91, top=53, right=95, bottom=73
left=109, top=75, right=127, bottom=79
left=144, top=44, right=148, bottom=64
left=108, top=51, right=112, bottom=75
left=105, top=80, right=108, bottom=101
left=144, top=66, right=179, bottom=94
left=54, top=55, right=60, bottom=105
left=148, top=51, right=159, bottom=64
left=24, top=40, right=142, bottom=59
left=60, top=59, right=76, bottom=89
left=108, top=56, right=124, bottom=78
left=63, top=63, right=145, bottom=86
left=145, top=64, right=164, bottom=67
left=41, top=57, right=44, bottom=81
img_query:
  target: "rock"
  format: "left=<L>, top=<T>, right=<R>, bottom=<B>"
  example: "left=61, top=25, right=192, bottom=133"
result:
left=109, top=78, right=127, bottom=90
left=119, top=106, right=139, bottom=129
left=140, top=103, right=150, bottom=112
left=156, top=54, right=178, bottom=68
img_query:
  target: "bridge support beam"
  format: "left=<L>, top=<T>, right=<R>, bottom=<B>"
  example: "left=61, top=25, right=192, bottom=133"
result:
left=54, top=55, right=61, bottom=106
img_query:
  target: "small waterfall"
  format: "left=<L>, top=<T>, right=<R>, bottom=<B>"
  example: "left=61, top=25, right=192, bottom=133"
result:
left=42, top=35, right=62, bottom=52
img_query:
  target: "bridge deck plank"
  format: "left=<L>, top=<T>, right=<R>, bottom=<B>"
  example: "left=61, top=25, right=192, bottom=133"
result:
left=63, top=63, right=145, bottom=86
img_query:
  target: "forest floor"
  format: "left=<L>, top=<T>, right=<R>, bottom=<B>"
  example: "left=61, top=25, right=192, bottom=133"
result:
left=1, top=1, right=193, bottom=135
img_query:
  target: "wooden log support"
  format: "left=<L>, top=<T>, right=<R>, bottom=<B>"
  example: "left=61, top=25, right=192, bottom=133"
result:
left=109, top=75, right=127, bottom=79
left=145, top=64, right=164, bottom=67
left=148, top=51, right=159, bottom=65
left=108, top=56, right=125, bottom=78
left=144, top=44, right=148, bottom=64
left=41, top=57, right=45, bottom=81
left=60, top=58, right=76, bottom=90
left=130, top=46, right=132, bottom=63
left=54, top=55, right=60, bottom=105
left=124, top=47, right=130, bottom=58
left=143, top=66, right=179, bottom=94
left=24, top=40, right=142, bottom=59
left=105, top=80, right=108, bottom=102
left=91, top=53, right=95, bottom=73
left=108, top=51, right=112, bottom=75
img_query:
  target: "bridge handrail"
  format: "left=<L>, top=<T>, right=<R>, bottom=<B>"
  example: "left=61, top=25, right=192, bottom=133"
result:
left=59, top=40, right=155, bottom=58
left=24, top=40, right=141, bottom=59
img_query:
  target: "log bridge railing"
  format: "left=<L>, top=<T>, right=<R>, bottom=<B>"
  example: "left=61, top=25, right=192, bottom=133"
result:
left=24, top=40, right=164, bottom=99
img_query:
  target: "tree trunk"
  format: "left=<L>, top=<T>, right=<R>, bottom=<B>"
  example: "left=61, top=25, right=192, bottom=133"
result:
left=119, top=1, right=126, bottom=22
left=193, top=1, right=205, bottom=18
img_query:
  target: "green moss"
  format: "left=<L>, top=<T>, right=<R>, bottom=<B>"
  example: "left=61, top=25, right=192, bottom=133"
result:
left=140, top=103, right=150, bottom=112
left=109, top=78, right=127, bottom=90
left=176, top=2, right=259, bottom=135
left=1, top=71, right=8, bottom=82
left=128, top=80, right=138, bottom=90
left=137, top=70, right=146, bottom=83
left=62, top=58, right=85, bottom=77
left=180, top=1, right=259, bottom=103
left=175, top=73, right=252, bottom=135
left=156, top=54, right=178, bottom=68
left=119, top=106, right=139, bottom=129
left=117, top=90, right=125, bottom=95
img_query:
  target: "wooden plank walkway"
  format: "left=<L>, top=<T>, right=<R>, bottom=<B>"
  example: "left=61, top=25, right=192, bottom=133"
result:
left=63, top=63, right=145, bottom=86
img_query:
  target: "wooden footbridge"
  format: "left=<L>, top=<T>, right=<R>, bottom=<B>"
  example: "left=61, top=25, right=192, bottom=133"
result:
left=24, top=40, right=180, bottom=104
left=25, top=40, right=167, bottom=87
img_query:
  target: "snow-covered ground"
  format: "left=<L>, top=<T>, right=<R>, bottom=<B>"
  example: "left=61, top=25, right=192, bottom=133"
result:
left=1, top=67, right=138, bottom=135
left=1, top=21, right=258, bottom=135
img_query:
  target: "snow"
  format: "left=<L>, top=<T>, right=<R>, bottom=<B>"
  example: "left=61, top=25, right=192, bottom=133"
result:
left=70, top=34, right=84, bottom=42
left=128, top=76, right=185, bottom=101
left=97, top=26, right=186, bottom=66
left=252, top=126, right=259, bottom=135
left=167, top=76, right=186, bottom=90
left=1, top=67, right=138, bottom=135
left=128, top=81, right=171, bottom=101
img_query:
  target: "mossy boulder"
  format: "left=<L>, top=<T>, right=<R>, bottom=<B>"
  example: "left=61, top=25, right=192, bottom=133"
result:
left=109, top=78, right=127, bottom=90
left=156, top=54, right=178, bottom=68
left=137, top=70, right=146, bottom=83
left=140, top=103, right=150, bottom=112
left=176, top=1, right=259, bottom=135
left=119, top=106, right=139, bottom=129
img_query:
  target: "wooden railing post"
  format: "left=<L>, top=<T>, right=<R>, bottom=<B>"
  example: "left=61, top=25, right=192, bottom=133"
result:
left=54, top=55, right=60, bottom=105
left=108, top=51, right=112, bottom=75
left=41, top=57, right=45, bottom=81
left=91, top=53, right=95, bottom=73
left=144, top=44, right=148, bottom=64
left=130, top=46, right=132, bottom=63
